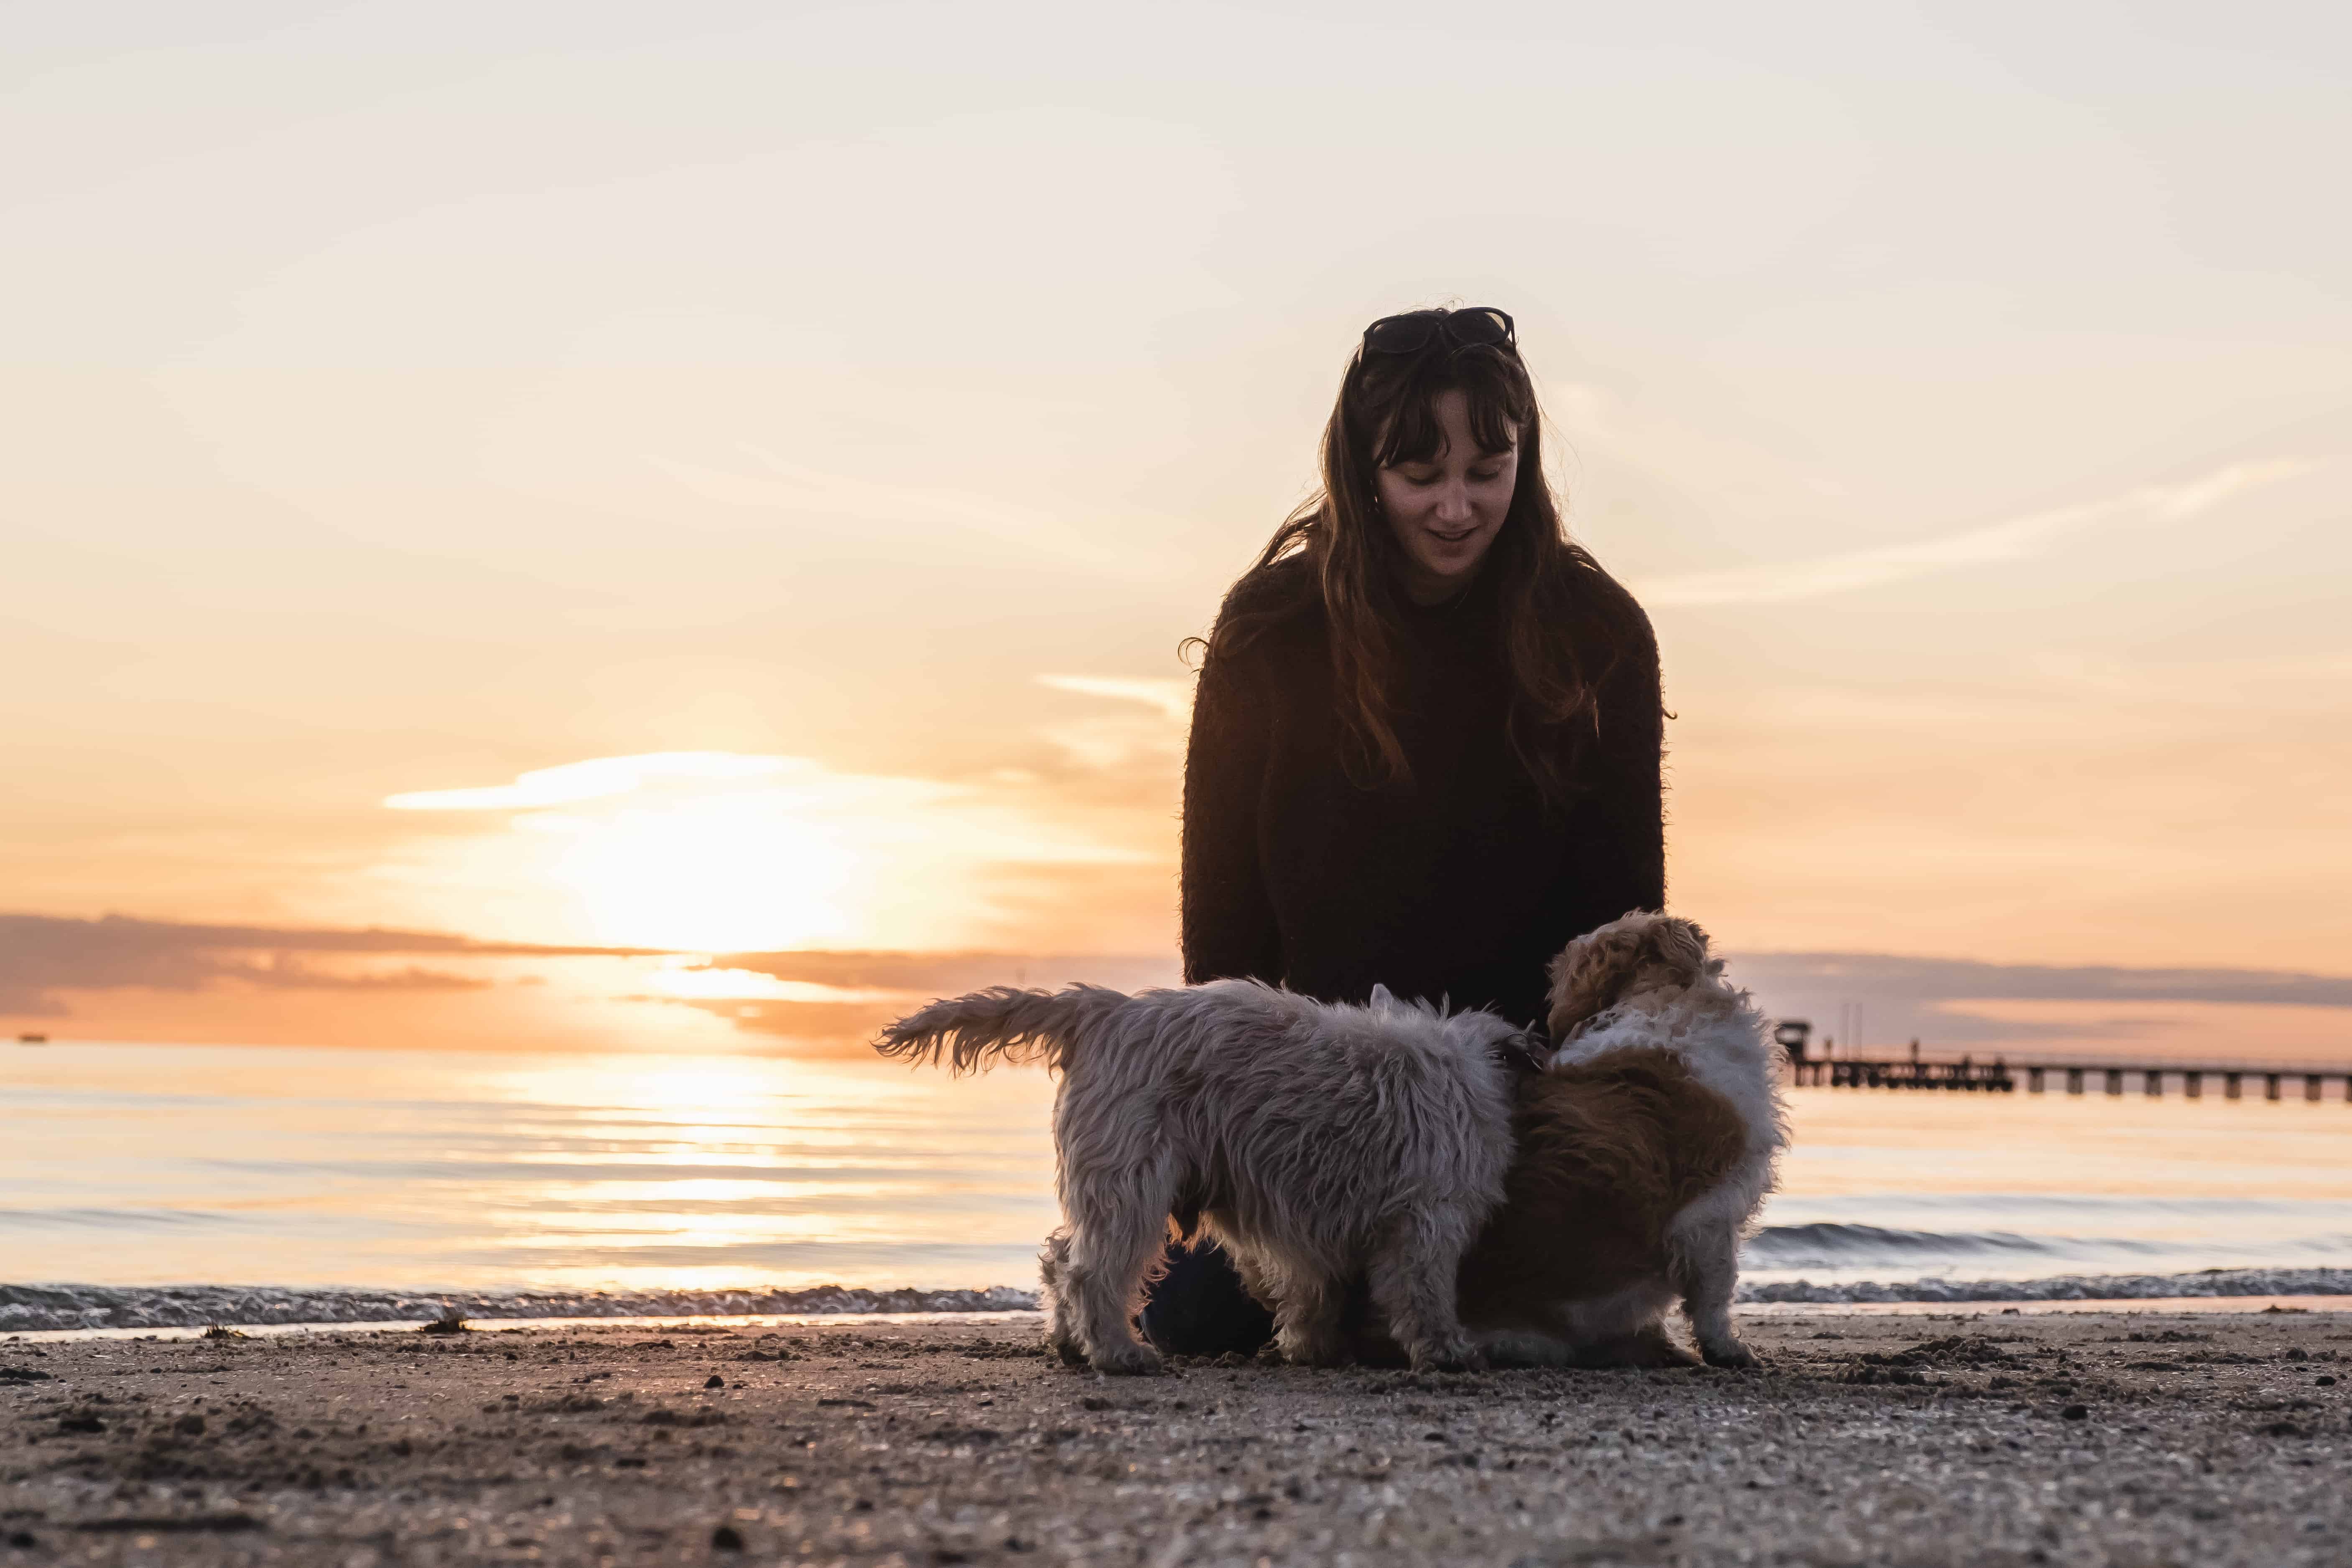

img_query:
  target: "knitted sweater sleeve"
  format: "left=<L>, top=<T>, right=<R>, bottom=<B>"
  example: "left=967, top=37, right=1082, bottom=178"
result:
left=1180, top=648, right=1286, bottom=986
left=1564, top=590, right=1667, bottom=925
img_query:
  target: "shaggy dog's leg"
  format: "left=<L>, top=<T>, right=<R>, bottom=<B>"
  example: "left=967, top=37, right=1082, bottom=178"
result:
left=1628, top=1318, right=1704, bottom=1367
left=1257, top=1258, right=1346, bottom=1367
left=1573, top=1319, right=1702, bottom=1369
left=1037, top=1228, right=1083, bottom=1367
left=1061, top=1176, right=1175, bottom=1376
left=1215, top=1245, right=1302, bottom=1356
left=1368, top=1213, right=1484, bottom=1374
left=1673, top=1218, right=1757, bottom=1368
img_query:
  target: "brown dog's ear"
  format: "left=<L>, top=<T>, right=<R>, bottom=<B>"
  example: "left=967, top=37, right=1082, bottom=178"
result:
left=1645, top=916, right=1712, bottom=985
left=1546, top=916, right=1649, bottom=1039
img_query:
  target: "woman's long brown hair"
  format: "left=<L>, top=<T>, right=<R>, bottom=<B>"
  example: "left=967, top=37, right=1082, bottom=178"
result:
left=1200, top=311, right=1610, bottom=804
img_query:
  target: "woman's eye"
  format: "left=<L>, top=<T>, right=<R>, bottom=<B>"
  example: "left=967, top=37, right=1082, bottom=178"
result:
left=1469, top=468, right=1503, bottom=483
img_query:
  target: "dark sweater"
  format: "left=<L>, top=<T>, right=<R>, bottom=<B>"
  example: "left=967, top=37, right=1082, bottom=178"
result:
left=1179, top=553, right=1665, bottom=1031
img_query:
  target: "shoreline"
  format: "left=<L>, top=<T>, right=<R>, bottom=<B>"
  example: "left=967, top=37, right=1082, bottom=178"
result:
left=6, top=1295, right=2350, bottom=1347
left=3, top=1306, right=2344, bottom=1566
left=6, top=1266, right=2349, bottom=1337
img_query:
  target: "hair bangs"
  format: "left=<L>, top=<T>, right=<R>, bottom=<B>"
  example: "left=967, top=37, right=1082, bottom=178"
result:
left=1367, top=347, right=1534, bottom=469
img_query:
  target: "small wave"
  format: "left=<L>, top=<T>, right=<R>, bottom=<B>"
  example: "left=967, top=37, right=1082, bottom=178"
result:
left=1738, top=1266, right=2352, bottom=1305
left=1742, top=1222, right=2083, bottom=1265
left=0, top=1283, right=1038, bottom=1335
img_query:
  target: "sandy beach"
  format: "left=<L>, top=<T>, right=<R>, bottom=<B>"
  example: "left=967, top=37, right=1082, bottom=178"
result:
left=1, top=1307, right=2344, bottom=1568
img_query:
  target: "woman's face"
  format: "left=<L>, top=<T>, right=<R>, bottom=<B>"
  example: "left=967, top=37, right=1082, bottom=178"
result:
left=1376, top=389, right=1520, bottom=603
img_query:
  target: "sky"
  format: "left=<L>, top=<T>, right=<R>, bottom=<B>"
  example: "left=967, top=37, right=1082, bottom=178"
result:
left=5, top=1, right=2349, bottom=1056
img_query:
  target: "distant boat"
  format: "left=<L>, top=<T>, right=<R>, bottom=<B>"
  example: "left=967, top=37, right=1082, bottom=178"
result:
left=15, top=1033, right=45, bottom=1045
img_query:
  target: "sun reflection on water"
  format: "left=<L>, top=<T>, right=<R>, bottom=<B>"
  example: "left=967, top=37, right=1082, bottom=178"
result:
left=8, top=1043, right=2352, bottom=1297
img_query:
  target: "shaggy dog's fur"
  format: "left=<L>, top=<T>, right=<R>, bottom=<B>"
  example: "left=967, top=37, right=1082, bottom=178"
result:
left=876, top=980, right=1527, bottom=1376
left=1455, top=911, right=1786, bottom=1368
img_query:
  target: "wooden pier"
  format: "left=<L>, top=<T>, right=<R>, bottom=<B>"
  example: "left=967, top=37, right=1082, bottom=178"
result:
left=1771, top=1021, right=2352, bottom=1100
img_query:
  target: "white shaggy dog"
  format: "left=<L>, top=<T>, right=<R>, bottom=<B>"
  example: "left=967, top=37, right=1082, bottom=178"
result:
left=876, top=980, right=1529, bottom=1376
left=1455, top=911, right=1786, bottom=1369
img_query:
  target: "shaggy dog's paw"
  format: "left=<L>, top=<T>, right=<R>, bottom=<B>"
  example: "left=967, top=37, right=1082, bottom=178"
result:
left=1087, top=1341, right=1166, bottom=1377
left=1274, top=1333, right=1348, bottom=1369
left=1702, top=1341, right=1760, bottom=1370
left=1050, top=1337, right=1086, bottom=1368
left=1410, top=1339, right=1488, bottom=1375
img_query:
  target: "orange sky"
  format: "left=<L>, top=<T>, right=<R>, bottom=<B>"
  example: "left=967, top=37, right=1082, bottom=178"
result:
left=5, top=4, right=2349, bottom=1056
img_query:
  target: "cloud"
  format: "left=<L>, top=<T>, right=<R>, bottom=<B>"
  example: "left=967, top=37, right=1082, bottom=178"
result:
left=0, top=913, right=656, bottom=1015
left=1033, top=674, right=1194, bottom=771
left=1035, top=674, right=1193, bottom=724
left=1732, top=949, right=2352, bottom=1053
left=13, top=913, right=2348, bottom=1058
left=1735, top=950, right=2352, bottom=1008
left=657, top=950, right=1186, bottom=1048
left=1638, top=459, right=2319, bottom=608
left=707, top=950, right=1181, bottom=995
left=385, top=752, right=796, bottom=811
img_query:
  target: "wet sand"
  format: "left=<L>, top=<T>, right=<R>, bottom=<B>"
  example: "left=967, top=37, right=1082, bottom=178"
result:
left=1, top=1308, right=2345, bottom=1566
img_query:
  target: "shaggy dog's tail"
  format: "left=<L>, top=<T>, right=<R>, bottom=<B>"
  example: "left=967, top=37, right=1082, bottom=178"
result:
left=874, top=984, right=1131, bottom=1075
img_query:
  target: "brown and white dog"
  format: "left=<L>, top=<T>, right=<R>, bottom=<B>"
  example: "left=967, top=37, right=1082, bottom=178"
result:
left=1454, top=911, right=1786, bottom=1368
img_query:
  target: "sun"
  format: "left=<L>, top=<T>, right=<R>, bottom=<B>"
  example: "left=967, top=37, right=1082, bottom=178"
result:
left=531, top=794, right=858, bottom=954
left=380, top=748, right=1153, bottom=954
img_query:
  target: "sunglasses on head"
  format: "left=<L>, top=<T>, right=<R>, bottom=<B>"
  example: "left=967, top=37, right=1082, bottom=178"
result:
left=1361, top=307, right=1516, bottom=356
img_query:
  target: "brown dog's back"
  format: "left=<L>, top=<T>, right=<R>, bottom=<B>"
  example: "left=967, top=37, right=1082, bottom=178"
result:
left=1455, top=1047, right=1750, bottom=1331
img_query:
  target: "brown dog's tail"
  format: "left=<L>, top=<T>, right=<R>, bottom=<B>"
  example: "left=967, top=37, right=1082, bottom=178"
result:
left=873, top=984, right=1130, bottom=1075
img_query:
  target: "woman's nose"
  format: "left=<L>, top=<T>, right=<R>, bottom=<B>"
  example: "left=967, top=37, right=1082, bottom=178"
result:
left=1432, top=483, right=1474, bottom=524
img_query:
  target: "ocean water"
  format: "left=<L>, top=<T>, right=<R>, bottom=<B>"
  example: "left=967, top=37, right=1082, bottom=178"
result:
left=3, top=1041, right=2348, bottom=1332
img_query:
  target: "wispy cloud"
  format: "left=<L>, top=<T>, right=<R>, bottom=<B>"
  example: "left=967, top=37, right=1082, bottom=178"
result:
left=1737, top=950, right=2352, bottom=1009
left=1036, top=674, right=1193, bottom=723
left=1032, top=674, right=1195, bottom=771
left=1734, top=949, right=2352, bottom=1055
left=1639, top=459, right=2320, bottom=608
left=385, top=753, right=796, bottom=811
left=0, top=913, right=651, bottom=1014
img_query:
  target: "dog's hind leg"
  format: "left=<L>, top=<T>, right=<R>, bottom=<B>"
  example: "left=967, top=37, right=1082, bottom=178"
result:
left=1368, top=1211, right=1484, bottom=1374
left=1241, top=1251, right=1345, bottom=1367
left=1671, top=1216, right=1756, bottom=1369
left=1060, top=1175, right=1175, bottom=1376
left=1037, top=1228, right=1083, bottom=1367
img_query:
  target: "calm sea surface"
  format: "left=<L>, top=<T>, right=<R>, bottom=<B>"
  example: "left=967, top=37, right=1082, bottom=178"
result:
left=4, top=1042, right=2349, bottom=1306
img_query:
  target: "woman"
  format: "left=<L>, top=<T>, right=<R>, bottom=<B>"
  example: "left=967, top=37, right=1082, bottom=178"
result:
left=1144, top=306, right=1666, bottom=1354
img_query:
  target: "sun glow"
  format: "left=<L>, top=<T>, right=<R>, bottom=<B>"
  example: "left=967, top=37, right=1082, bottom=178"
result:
left=378, top=750, right=1156, bottom=953
left=641, top=960, right=915, bottom=1006
left=528, top=793, right=859, bottom=954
